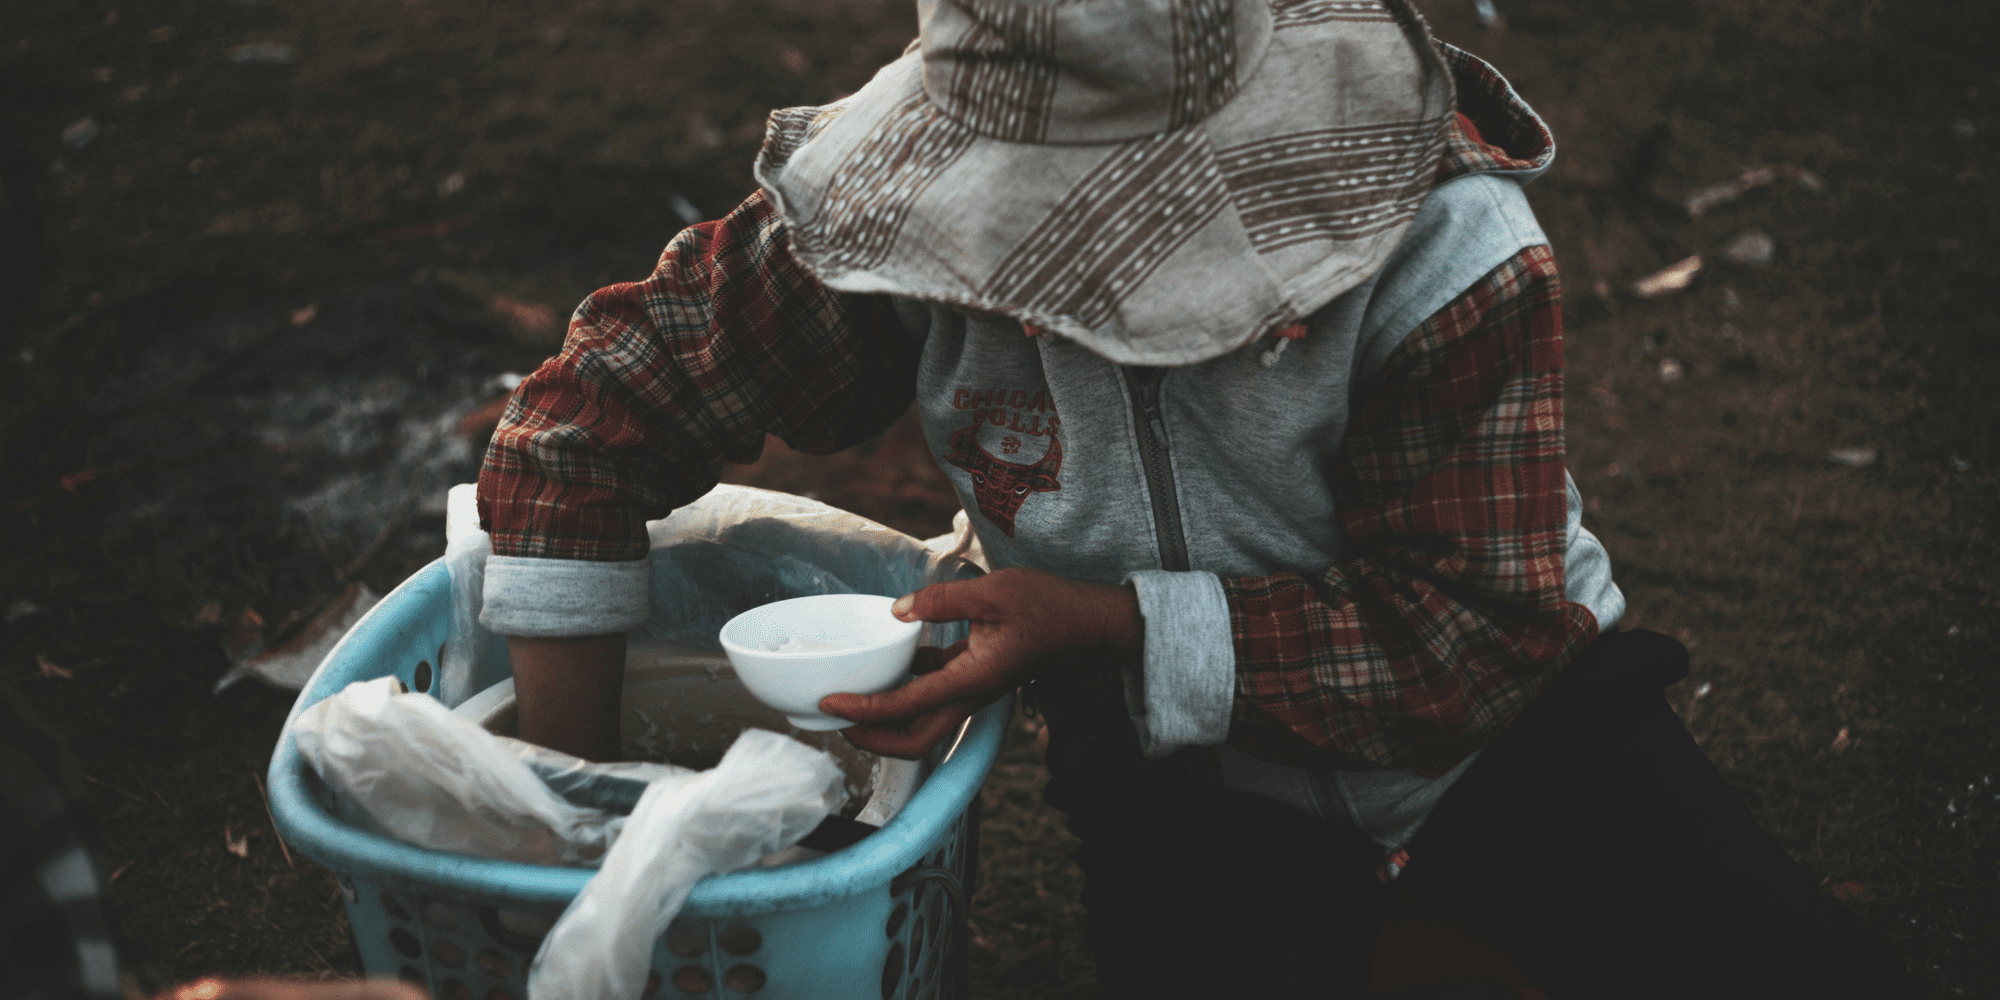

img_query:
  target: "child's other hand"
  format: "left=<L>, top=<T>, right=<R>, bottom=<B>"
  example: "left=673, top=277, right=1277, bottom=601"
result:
left=820, top=567, right=1141, bottom=759
left=158, top=978, right=430, bottom=1000
left=508, top=633, right=625, bottom=762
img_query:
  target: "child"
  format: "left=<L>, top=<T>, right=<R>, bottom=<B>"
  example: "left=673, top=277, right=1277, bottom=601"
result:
left=477, top=0, right=1912, bottom=993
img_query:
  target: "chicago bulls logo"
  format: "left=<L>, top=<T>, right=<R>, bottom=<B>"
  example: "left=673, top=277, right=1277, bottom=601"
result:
left=943, top=424, right=1062, bottom=537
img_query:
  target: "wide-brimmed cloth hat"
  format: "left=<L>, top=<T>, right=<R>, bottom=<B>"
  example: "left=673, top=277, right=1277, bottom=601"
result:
left=754, top=0, right=1457, bottom=367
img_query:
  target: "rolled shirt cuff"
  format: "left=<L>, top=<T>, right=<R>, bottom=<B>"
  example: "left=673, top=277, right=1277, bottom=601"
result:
left=480, top=555, right=651, bottom=637
left=1123, top=569, right=1236, bottom=759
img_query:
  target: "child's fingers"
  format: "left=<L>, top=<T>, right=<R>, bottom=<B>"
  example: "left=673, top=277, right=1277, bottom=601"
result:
left=820, top=661, right=981, bottom=722
left=910, top=639, right=971, bottom=676
left=891, top=576, right=1000, bottom=623
left=837, top=701, right=977, bottom=760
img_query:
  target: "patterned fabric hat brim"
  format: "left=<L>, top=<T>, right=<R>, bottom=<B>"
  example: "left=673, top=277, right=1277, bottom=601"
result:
left=755, top=0, right=1456, bottom=367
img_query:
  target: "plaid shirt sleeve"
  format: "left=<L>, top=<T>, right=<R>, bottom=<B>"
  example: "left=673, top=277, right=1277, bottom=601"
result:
left=1219, top=244, right=1600, bottom=775
left=477, top=191, right=920, bottom=561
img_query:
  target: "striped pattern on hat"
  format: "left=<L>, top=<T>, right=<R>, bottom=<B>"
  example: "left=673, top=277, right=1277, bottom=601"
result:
left=757, top=0, right=1455, bottom=366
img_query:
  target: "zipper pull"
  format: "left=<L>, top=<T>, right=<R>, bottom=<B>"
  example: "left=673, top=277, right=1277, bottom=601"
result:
left=1130, top=366, right=1161, bottom=405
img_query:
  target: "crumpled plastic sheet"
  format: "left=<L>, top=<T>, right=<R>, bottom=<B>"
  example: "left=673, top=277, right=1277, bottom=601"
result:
left=439, top=484, right=506, bottom=708
left=526, top=728, right=846, bottom=1000
left=294, top=677, right=841, bottom=873
left=293, top=676, right=685, bottom=867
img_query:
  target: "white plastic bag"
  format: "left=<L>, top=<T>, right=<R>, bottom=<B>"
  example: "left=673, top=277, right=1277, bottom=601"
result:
left=527, top=728, right=847, bottom=1000
left=440, top=483, right=503, bottom=707
left=293, top=676, right=687, bottom=866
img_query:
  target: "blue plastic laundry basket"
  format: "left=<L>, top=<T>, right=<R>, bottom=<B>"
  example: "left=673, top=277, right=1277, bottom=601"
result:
left=268, top=496, right=1004, bottom=1000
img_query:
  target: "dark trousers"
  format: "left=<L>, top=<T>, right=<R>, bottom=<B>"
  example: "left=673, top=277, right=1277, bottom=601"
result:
left=1036, top=629, right=1915, bottom=1000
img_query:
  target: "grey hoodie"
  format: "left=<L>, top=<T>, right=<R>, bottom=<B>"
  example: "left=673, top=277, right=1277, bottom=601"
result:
left=888, top=160, right=1623, bottom=848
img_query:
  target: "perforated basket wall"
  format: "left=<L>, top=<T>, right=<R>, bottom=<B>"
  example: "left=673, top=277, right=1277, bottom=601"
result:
left=269, top=560, right=1004, bottom=1000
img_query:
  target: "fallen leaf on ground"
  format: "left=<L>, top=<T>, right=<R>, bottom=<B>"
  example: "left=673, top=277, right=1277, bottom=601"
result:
left=1631, top=255, right=1702, bottom=298
left=229, top=42, right=296, bottom=65
left=225, top=825, right=252, bottom=858
left=1684, top=164, right=1826, bottom=219
left=216, top=584, right=379, bottom=693
left=289, top=302, right=318, bottom=326
left=1832, top=726, right=1851, bottom=751
left=456, top=396, right=510, bottom=440
left=61, top=118, right=100, bottom=151
left=37, top=655, right=73, bottom=679
left=1719, top=230, right=1775, bottom=266
left=1828, top=447, right=1878, bottom=468
left=667, top=191, right=704, bottom=226
left=222, top=607, right=264, bottom=660
left=687, top=111, right=724, bottom=150
left=490, top=294, right=559, bottom=337
left=359, top=214, right=475, bottom=244
left=1829, top=881, right=1872, bottom=902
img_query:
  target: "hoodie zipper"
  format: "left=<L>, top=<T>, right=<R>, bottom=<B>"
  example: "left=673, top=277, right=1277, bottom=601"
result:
left=1123, top=367, right=1190, bottom=573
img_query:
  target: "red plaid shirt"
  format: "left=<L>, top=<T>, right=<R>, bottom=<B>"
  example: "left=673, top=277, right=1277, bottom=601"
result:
left=479, top=49, right=1599, bottom=771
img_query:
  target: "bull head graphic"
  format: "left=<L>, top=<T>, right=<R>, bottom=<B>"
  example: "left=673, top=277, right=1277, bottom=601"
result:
left=943, top=424, right=1063, bottom=537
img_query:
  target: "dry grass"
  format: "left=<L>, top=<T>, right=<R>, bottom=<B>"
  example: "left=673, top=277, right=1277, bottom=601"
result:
left=964, top=714, right=1095, bottom=999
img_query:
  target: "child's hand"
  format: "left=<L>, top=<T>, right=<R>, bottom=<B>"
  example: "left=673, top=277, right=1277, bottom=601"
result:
left=820, top=567, right=1141, bottom=759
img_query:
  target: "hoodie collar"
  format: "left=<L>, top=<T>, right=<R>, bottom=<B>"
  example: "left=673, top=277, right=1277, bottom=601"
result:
left=1434, top=43, right=1555, bottom=185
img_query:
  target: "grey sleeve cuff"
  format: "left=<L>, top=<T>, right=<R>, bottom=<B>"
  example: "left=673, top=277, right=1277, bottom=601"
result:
left=1123, top=569, right=1236, bottom=759
left=480, top=555, right=651, bottom=637
left=1562, top=471, right=1626, bottom=632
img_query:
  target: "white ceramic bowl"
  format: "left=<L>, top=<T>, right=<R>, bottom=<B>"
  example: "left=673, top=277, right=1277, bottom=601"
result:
left=718, top=594, right=922, bottom=730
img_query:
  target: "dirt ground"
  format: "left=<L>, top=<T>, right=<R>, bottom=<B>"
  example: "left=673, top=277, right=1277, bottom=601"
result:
left=1, top=0, right=1994, bottom=995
